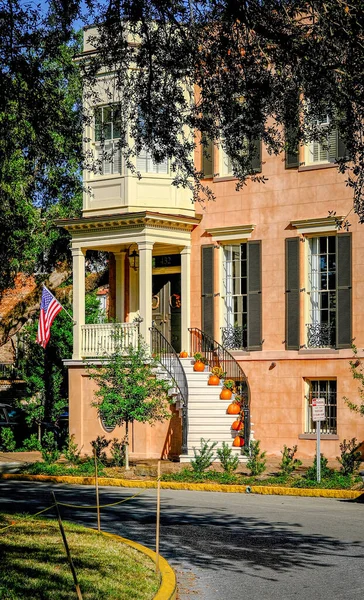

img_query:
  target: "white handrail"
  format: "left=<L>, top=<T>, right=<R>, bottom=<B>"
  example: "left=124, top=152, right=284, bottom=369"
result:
left=81, top=323, right=139, bottom=357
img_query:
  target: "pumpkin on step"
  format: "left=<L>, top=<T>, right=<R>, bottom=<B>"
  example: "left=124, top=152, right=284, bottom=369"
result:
left=231, top=419, right=243, bottom=431
left=220, top=388, right=232, bottom=400
left=227, top=402, right=241, bottom=415
left=233, top=436, right=245, bottom=447
left=208, top=374, right=220, bottom=385
left=179, top=351, right=188, bottom=358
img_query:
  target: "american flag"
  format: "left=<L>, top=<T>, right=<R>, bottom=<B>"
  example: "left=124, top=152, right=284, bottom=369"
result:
left=36, top=287, right=63, bottom=348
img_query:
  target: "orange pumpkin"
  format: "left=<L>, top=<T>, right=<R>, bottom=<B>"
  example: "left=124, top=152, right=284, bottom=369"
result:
left=220, top=388, right=232, bottom=400
left=231, top=420, right=243, bottom=431
left=233, top=436, right=245, bottom=447
left=193, top=360, right=206, bottom=372
left=208, top=374, right=220, bottom=385
left=227, top=402, right=241, bottom=415
left=179, top=351, right=188, bottom=358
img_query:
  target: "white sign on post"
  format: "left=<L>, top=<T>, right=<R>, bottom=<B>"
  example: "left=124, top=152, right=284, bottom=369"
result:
left=312, top=397, right=326, bottom=422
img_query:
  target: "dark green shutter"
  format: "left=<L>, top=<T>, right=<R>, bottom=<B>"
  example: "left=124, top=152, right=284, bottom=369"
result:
left=250, top=139, right=262, bottom=173
left=285, top=127, right=299, bottom=169
left=201, top=245, right=214, bottom=338
left=247, top=241, right=262, bottom=351
left=285, top=238, right=300, bottom=350
left=336, top=233, right=352, bottom=348
left=337, top=132, right=348, bottom=161
left=201, top=137, right=213, bottom=178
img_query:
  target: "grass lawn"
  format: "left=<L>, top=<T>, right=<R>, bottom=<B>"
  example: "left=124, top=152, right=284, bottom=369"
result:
left=0, top=514, right=159, bottom=600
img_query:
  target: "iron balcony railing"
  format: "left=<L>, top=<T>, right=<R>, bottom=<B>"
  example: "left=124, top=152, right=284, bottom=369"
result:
left=150, top=326, right=189, bottom=454
left=189, top=327, right=250, bottom=447
left=220, top=325, right=247, bottom=350
left=306, top=322, right=335, bottom=348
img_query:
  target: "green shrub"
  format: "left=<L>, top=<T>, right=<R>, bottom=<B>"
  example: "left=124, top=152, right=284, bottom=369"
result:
left=191, top=438, right=217, bottom=474
left=306, top=454, right=332, bottom=480
left=337, top=438, right=362, bottom=476
left=0, top=428, right=16, bottom=452
left=63, top=434, right=82, bottom=464
left=41, top=431, right=60, bottom=464
left=21, top=434, right=42, bottom=451
left=293, top=472, right=355, bottom=489
left=243, top=440, right=267, bottom=476
left=216, top=442, right=239, bottom=474
left=279, top=445, right=302, bottom=476
left=91, top=435, right=110, bottom=463
left=110, top=438, right=125, bottom=467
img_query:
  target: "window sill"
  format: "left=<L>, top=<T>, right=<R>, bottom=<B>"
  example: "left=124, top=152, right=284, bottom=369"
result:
left=298, top=434, right=339, bottom=440
left=213, top=175, right=236, bottom=182
left=298, top=163, right=337, bottom=172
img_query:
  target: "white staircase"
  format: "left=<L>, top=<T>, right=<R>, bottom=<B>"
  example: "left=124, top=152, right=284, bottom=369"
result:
left=178, top=358, right=246, bottom=463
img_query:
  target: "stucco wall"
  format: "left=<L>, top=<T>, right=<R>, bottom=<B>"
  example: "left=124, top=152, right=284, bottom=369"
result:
left=190, top=143, right=364, bottom=458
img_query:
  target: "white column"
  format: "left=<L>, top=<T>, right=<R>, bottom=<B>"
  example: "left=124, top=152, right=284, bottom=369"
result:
left=181, top=245, right=191, bottom=354
left=138, top=240, right=154, bottom=345
left=72, top=247, right=85, bottom=360
left=115, top=251, right=126, bottom=322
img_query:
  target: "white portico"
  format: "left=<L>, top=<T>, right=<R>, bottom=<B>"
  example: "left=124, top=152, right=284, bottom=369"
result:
left=59, top=210, right=200, bottom=359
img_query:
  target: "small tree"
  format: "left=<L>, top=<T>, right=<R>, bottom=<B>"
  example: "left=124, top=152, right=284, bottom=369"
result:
left=344, top=347, right=364, bottom=417
left=88, top=337, right=172, bottom=469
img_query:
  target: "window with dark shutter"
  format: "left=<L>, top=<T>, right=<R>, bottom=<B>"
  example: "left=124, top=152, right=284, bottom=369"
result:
left=336, top=233, right=352, bottom=348
left=285, top=238, right=300, bottom=350
left=247, top=241, right=262, bottom=351
left=250, top=139, right=262, bottom=173
left=285, top=127, right=299, bottom=169
left=201, top=137, right=214, bottom=178
left=201, top=245, right=214, bottom=339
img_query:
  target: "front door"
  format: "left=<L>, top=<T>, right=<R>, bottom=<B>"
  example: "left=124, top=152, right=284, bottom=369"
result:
left=152, top=274, right=181, bottom=353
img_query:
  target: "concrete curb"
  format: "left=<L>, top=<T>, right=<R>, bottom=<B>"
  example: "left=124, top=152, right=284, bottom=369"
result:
left=100, top=531, right=177, bottom=600
left=1, top=473, right=363, bottom=499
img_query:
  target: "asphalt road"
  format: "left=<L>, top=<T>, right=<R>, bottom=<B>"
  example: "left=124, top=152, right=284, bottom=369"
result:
left=0, top=480, right=363, bottom=600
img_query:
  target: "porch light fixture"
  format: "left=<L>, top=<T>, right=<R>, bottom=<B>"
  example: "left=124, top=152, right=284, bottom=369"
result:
left=128, top=244, right=139, bottom=271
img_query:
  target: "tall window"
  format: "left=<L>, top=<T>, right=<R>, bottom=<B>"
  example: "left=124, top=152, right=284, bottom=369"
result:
left=222, top=244, right=248, bottom=349
left=306, top=116, right=339, bottom=165
left=136, top=149, right=168, bottom=174
left=304, top=379, right=337, bottom=434
left=220, top=140, right=261, bottom=177
left=307, top=236, right=336, bottom=348
left=94, top=106, right=122, bottom=175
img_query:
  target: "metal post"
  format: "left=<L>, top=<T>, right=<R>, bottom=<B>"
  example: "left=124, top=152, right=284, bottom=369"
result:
left=156, top=460, right=161, bottom=575
left=94, top=449, right=101, bottom=532
left=51, top=492, right=83, bottom=600
left=317, top=422, right=321, bottom=484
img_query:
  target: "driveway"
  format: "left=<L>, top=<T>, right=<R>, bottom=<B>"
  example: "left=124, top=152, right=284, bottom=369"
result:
left=0, top=480, right=363, bottom=599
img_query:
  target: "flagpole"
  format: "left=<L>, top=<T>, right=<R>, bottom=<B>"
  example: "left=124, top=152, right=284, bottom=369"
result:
left=42, top=284, right=76, bottom=325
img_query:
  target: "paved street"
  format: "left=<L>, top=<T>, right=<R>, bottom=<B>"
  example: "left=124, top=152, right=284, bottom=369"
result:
left=0, top=480, right=363, bottom=599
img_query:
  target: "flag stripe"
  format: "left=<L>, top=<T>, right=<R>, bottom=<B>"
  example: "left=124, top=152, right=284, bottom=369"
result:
left=36, top=287, right=63, bottom=348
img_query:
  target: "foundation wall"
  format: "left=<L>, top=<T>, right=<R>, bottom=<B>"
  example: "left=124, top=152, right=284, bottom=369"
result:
left=68, top=365, right=182, bottom=459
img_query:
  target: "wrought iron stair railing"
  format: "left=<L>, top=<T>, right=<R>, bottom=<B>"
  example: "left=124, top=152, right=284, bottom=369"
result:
left=189, top=327, right=250, bottom=447
left=150, top=326, right=189, bottom=454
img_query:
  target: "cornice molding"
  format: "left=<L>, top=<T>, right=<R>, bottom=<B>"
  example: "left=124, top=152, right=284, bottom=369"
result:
left=56, top=211, right=202, bottom=235
left=205, top=224, right=256, bottom=242
left=290, top=216, right=344, bottom=234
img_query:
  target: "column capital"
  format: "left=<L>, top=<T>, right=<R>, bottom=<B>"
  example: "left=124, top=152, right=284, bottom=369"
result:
left=71, top=247, right=85, bottom=257
left=137, top=240, right=154, bottom=252
left=180, top=245, right=192, bottom=256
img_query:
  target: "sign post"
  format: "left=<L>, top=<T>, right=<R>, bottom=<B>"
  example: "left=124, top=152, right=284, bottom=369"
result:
left=312, top=398, right=326, bottom=484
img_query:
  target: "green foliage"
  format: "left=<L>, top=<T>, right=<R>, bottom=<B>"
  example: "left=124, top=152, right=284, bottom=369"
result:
left=0, top=428, right=16, bottom=452
left=337, top=438, right=362, bottom=476
left=110, top=438, right=126, bottom=467
left=25, top=459, right=105, bottom=477
left=306, top=454, right=332, bottom=480
left=41, top=431, right=61, bottom=464
left=21, top=434, right=42, bottom=452
left=191, top=438, right=217, bottom=474
left=293, top=472, right=356, bottom=490
left=91, top=436, right=110, bottom=462
left=243, top=440, right=267, bottom=476
left=0, top=3, right=83, bottom=294
left=344, top=347, right=364, bottom=417
left=279, top=445, right=303, bottom=476
left=63, top=435, right=82, bottom=465
left=216, top=442, right=239, bottom=474
left=223, top=379, right=235, bottom=391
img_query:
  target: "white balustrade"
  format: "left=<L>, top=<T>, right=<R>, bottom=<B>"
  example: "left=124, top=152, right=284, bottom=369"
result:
left=81, top=323, right=139, bottom=357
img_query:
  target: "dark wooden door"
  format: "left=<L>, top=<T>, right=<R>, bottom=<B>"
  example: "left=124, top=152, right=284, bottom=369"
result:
left=152, top=274, right=181, bottom=353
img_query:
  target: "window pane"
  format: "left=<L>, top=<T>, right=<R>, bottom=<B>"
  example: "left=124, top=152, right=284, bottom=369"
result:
left=328, top=272, right=336, bottom=290
left=328, top=236, right=336, bottom=253
left=319, top=237, right=327, bottom=254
